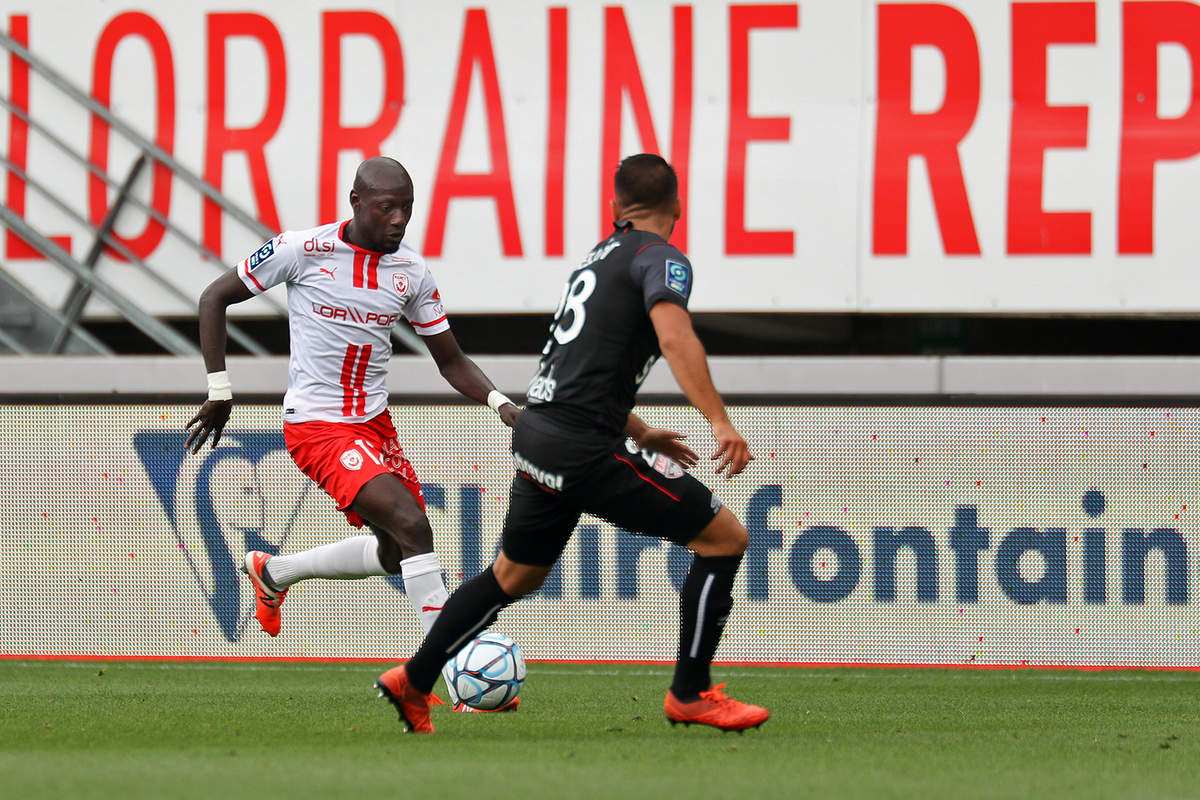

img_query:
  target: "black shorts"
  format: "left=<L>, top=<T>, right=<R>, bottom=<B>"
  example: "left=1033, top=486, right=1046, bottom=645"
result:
left=500, top=414, right=722, bottom=566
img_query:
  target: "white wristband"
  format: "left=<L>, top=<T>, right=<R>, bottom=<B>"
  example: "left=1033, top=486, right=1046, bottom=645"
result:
left=207, top=370, right=233, bottom=402
left=486, top=389, right=513, bottom=414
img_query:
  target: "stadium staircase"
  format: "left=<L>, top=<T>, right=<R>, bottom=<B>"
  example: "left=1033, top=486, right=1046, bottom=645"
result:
left=0, top=30, right=422, bottom=356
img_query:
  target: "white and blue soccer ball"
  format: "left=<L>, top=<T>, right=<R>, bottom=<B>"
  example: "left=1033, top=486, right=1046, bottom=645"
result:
left=450, top=631, right=526, bottom=710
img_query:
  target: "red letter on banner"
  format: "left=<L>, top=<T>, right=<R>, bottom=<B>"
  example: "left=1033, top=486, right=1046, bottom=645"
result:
left=599, top=6, right=693, bottom=249
left=545, top=7, right=568, bottom=257
left=89, top=11, right=175, bottom=260
left=873, top=4, right=981, bottom=255
left=1119, top=2, right=1200, bottom=254
left=319, top=11, right=403, bottom=224
left=1007, top=2, right=1094, bottom=255
left=5, top=15, right=71, bottom=258
left=425, top=9, right=523, bottom=257
left=204, top=13, right=286, bottom=256
left=726, top=4, right=797, bottom=256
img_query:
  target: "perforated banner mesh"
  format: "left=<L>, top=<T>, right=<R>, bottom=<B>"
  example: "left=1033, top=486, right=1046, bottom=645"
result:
left=0, top=404, right=1196, bottom=667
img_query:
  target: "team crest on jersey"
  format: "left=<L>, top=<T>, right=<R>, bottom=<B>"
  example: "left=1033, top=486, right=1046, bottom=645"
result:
left=665, top=260, right=691, bottom=297
left=393, top=273, right=409, bottom=297
left=247, top=240, right=275, bottom=271
left=340, top=449, right=364, bottom=470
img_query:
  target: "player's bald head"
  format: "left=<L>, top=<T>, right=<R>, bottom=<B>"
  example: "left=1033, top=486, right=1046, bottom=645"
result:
left=346, top=157, right=414, bottom=253
left=613, top=154, right=677, bottom=214
left=353, top=157, right=412, bottom=197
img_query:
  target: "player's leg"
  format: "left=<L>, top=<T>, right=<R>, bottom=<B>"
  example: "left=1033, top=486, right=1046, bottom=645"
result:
left=244, top=414, right=435, bottom=637
left=671, top=506, right=747, bottom=701
left=587, top=444, right=768, bottom=731
left=349, top=472, right=449, bottom=635
left=243, top=530, right=391, bottom=636
left=377, top=472, right=577, bottom=729
left=256, top=532, right=390, bottom=590
left=398, top=550, right=552, bottom=696
left=242, top=503, right=397, bottom=635
left=350, top=471, right=485, bottom=706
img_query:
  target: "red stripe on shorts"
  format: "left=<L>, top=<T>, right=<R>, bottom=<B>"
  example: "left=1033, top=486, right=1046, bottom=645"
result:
left=613, top=453, right=681, bottom=501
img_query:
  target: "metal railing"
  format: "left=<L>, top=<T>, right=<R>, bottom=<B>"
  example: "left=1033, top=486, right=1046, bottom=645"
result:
left=0, top=28, right=423, bottom=356
left=0, top=262, right=112, bottom=354
left=0, top=207, right=196, bottom=354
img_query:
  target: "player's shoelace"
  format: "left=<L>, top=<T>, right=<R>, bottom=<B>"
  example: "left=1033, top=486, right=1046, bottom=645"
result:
left=699, top=683, right=734, bottom=706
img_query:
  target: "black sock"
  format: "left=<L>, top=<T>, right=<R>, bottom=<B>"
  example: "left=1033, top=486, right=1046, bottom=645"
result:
left=670, top=553, right=742, bottom=701
left=405, top=567, right=516, bottom=694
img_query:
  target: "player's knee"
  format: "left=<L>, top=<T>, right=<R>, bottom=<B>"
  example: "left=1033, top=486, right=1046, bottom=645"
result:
left=689, top=508, right=749, bottom=557
left=492, top=555, right=551, bottom=598
left=725, top=522, right=749, bottom=555
left=709, top=520, right=748, bottom=557
left=379, top=501, right=433, bottom=555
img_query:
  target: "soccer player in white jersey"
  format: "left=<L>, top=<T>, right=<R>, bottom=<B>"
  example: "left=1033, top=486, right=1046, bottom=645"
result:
left=185, top=157, right=519, bottom=711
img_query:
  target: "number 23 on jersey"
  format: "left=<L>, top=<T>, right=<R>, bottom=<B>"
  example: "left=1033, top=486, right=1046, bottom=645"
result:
left=528, top=268, right=597, bottom=402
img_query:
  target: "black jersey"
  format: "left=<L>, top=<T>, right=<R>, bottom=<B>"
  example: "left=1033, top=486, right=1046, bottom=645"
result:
left=524, top=221, right=693, bottom=439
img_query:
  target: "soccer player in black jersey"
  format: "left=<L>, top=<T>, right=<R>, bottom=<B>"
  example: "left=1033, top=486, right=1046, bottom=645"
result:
left=376, top=154, right=769, bottom=733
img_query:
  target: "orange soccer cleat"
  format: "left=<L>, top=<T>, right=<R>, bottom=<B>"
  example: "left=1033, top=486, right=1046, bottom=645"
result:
left=663, top=683, right=770, bottom=733
left=376, top=665, right=437, bottom=734
left=241, top=551, right=287, bottom=637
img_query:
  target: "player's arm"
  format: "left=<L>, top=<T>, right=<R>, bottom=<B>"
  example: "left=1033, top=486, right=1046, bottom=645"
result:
left=185, top=269, right=255, bottom=453
left=624, top=412, right=699, bottom=468
left=649, top=301, right=751, bottom=477
left=422, top=329, right=520, bottom=428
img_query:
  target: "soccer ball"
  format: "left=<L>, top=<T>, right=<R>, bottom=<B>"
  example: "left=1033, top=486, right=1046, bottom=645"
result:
left=449, top=631, right=525, bottom=710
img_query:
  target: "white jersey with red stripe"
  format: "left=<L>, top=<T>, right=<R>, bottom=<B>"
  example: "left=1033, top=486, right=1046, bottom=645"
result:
left=235, top=220, right=450, bottom=423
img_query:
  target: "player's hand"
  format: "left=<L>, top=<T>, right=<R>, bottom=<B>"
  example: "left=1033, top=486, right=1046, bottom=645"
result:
left=498, top=402, right=521, bottom=428
left=636, top=428, right=699, bottom=469
left=185, top=400, right=233, bottom=453
left=710, top=419, right=752, bottom=478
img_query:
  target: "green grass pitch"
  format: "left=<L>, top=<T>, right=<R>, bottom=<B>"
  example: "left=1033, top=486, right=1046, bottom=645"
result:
left=1, top=660, right=1197, bottom=799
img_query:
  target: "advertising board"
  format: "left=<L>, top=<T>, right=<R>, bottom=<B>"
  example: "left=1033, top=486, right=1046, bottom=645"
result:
left=1, top=402, right=1195, bottom=667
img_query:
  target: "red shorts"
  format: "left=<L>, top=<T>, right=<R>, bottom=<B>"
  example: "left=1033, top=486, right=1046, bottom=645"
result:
left=283, top=409, right=425, bottom=528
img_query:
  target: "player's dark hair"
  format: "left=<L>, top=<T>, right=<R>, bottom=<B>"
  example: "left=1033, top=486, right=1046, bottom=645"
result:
left=613, top=154, right=678, bottom=213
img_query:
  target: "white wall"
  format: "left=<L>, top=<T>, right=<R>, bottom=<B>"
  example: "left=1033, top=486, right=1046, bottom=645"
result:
left=2, top=1, right=1199, bottom=315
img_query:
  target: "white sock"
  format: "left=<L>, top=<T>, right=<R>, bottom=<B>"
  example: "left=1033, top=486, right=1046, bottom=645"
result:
left=400, top=552, right=450, bottom=633
left=399, top=552, right=460, bottom=703
left=265, top=535, right=387, bottom=589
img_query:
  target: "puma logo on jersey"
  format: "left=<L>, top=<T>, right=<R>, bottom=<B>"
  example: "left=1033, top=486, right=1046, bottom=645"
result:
left=319, top=266, right=337, bottom=279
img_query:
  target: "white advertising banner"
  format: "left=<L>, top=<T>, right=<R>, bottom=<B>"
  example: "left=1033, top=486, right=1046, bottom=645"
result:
left=2, top=1, right=1197, bottom=315
left=0, top=403, right=1196, bottom=667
